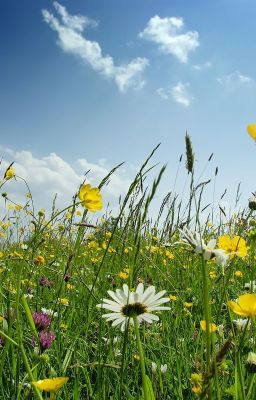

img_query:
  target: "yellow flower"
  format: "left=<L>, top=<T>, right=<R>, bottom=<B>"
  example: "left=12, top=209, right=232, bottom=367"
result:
left=209, top=271, right=217, bottom=280
left=78, top=183, right=103, bottom=212
left=165, top=250, right=174, bottom=260
left=247, top=124, right=256, bottom=141
left=218, top=235, right=248, bottom=258
left=66, top=283, right=75, bottom=290
left=33, top=377, right=68, bottom=392
left=58, top=297, right=69, bottom=306
left=227, top=293, right=256, bottom=317
left=169, top=295, right=177, bottom=301
left=191, top=373, right=203, bottom=394
left=118, top=271, right=129, bottom=279
left=4, top=166, right=15, bottom=180
left=200, top=320, right=218, bottom=333
left=234, top=270, right=243, bottom=278
left=76, top=210, right=82, bottom=216
left=184, top=302, right=193, bottom=308
left=34, top=255, right=45, bottom=265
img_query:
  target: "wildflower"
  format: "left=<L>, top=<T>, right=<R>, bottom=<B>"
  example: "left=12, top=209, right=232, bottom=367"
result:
left=160, top=364, right=168, bottom=374
left=39, top=277, right=54, bottom=288
left=191, top=373, right=203, bottom=394
left=58, top=297, right=69, bottom=306
left=39, top=331, right=56, bottom=351
left=32, top=377, right=68, bottom=392
left=245, top=352, right=256, bottom=373
left=169, top=295, right=177, bottom=301
left=165, top=250, right=174, bottom=260
left=233, top=318, right=250, bottom=331
left=227, top=294, right=256, bottom=317
left=184, top=302, right=193, bottom=308
left=234, top=270, right=243, bottom=278
left=247, top=124, right=256, bottom=141
left=4, top=166, right=15, bottom=180
left=200, top=320, right=218, bottom=333
left=97, top=283, right=170, bottom=332
left=15, top=204, right=23, bottom=211
left=249, top=195, right=256, bottom=211
left=244, top=280, right=256, bottom=292
left=78, top=183, right=103, bottom=212
left=209, top=271, right=217, bottom=279
left=179, top=228, right=229, bottom=266
left=32, top=312, right=51, bottom=331
left=34, top=256, right=45, bottom=266
left=64, top=274, right=71, bottom=282
left=151, top=362, right=157, bottom=373
left=118, top=271, right=129, bottom=279
left=218, top=235, right=248, bottom=258
left=41, top=308, right=58, bottom=318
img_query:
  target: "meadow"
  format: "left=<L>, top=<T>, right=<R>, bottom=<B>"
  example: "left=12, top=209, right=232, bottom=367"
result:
left=0, top=134, right=256, bottom=400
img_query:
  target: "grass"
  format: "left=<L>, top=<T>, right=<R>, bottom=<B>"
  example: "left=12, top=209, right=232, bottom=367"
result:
left=0, top=139, right=255, bottom=399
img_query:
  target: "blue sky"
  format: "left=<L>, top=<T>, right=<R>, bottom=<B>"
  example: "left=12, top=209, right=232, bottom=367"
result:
left=1, top=0, right=256, bottom=217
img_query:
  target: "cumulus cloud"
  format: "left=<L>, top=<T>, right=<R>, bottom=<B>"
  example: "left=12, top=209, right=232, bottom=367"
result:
left=139, top=15, right=199, bottom=63
left=0, top=147, right=131, bottom=216
left=157, top=82, right=193, bottom=107
left=42, top=2, right=149, bottom=92
left=217, top=70, right=254, bottom=87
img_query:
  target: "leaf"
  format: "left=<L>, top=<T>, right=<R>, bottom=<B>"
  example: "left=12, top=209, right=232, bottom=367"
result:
left=140, top=375, right=155, bottom=400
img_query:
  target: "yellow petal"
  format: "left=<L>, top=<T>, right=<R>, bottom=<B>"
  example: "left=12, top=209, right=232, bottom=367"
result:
left=247, top=124, right=256, bottom=140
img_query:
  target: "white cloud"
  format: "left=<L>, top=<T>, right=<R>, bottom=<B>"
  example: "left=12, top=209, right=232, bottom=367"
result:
left=139, top=15, right=199, bottom=63
left=42, top=2, right=149, bottom=92
left=0, top=147, right=131, bottom=216
left=171, top=82, right=193, bottom=107
left=217, top=70, right=254, bottom=87
left=157, top=82, right=193, bottom=107
left=193, top=61, right=212, bottom=71
left=156, top=87, right=169, bottom=100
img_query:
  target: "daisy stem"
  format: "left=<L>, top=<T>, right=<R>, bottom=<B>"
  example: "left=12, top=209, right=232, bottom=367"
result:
left=133, top=316, right=149, bottom=400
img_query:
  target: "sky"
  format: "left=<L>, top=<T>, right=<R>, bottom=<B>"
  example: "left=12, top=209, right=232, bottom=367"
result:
left=1, top=0, right=256, bottom=220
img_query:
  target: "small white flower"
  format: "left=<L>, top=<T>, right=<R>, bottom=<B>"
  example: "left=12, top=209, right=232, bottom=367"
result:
left=244, top=281, right=256, bottom=292
left=41, top=307, right=58, bottom=318
left=20, top=244, right=28, bottom=250
left=97, top=283, right=170, bottom=332
left=233, top=318, right=251, bottom=330
left=151, top=362, right=157, bottom=373
left=24, top=294, right=33, bottom=299
left=160, top=364, right=168, bottom=374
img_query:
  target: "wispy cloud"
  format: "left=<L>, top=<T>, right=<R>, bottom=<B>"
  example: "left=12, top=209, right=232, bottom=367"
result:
left=217, top=70, right=254, bottom=87
left=193, top=61, right=212, bottom=71
left=0, top=147, right=131, bottom=215
left=157, top=82, right=193, bottom=107
left=171, top=82, right=193, bottom=107
left=139, top=15, right=199, bottom=63
left=42, top=2, right=149, bottom=92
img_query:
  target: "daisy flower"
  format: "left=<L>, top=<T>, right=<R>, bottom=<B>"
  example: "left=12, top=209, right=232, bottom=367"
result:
left=97, top=283, right=170, bottom=331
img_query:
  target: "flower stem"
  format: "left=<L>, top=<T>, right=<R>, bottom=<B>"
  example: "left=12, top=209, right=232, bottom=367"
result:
left=133, top=316, right=149, bottom=400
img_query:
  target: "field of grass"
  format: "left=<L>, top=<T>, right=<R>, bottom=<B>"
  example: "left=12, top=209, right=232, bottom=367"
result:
left=0, top=138, right=256, bottom=399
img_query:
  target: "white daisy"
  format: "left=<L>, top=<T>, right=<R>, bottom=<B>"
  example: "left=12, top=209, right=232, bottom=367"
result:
left=97, top=283, right=170, bottom=331
left=179, top=227, right=229, bottom=266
